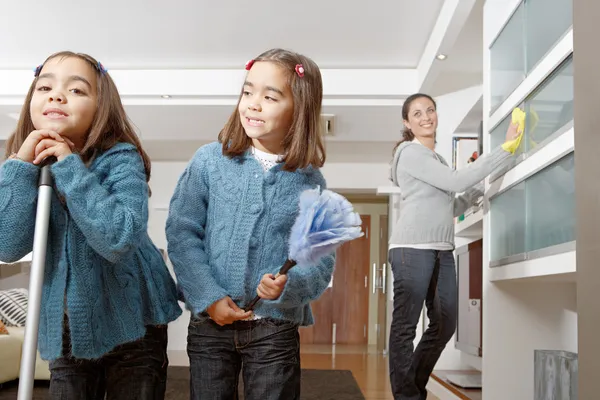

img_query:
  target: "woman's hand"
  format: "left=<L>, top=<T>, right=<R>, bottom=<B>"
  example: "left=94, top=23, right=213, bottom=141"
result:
left=504, top=122, right=522, bottom=142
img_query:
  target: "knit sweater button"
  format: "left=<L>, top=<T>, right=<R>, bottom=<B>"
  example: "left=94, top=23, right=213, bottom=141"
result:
left=265, top=173, right=276, bottom=185
left=249, top=204, right=261, bottom=214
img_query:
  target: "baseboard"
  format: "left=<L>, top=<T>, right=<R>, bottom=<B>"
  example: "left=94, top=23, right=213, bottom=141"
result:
left=426, top=378, right=463, bottom=400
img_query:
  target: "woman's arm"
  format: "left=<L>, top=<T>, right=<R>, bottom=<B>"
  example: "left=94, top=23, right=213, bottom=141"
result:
left=398, top=144, right=511, bottom=193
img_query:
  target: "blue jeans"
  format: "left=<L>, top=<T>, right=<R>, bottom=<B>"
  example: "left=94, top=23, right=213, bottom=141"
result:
left=48, top=316, right=169, bottom=400
left=388, top=248, right=458, bottom=400
left=187, top=313, right=301, bottom=400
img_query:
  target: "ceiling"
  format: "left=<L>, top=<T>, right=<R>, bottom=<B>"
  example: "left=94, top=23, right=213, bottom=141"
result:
left=0, top=1, right=443, bottom=69
left=0, top=0, right=484, bottom=162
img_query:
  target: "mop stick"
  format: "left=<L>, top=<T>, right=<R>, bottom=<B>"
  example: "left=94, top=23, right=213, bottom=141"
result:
left=17, top=157, right=56, bottom=400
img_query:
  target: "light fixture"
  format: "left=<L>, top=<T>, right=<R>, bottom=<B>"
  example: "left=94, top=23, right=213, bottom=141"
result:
left=161, top=95, right=172, bottom=99
left=436, top=54, right=447, bottom=60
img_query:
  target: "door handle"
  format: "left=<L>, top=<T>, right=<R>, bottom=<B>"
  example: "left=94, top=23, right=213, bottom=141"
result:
left=372, top=263, right=377, bottom=294
left=382, top=263, right=387, bottom=294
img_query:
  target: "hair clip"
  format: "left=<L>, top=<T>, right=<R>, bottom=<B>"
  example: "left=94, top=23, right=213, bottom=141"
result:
left=97, top=61, right=108, bottom=75
left=295, top=64, right=305, bottom=78
left=245, top=59, right=255, bottom=70
left=34, top=64, right=43, bottom=77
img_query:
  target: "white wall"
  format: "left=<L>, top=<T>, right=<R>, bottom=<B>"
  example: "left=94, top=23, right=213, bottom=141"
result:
left=0, top=263, right=29, bottom=291
left=435, top=85, right=482, bottom=164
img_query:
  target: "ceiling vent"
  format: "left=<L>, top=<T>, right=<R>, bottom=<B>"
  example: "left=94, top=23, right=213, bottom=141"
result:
left=321, top=114, right=335, bottom=136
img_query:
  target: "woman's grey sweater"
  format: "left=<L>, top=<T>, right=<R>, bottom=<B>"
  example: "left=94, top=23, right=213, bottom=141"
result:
left=389, top=142, right=512, bottom=246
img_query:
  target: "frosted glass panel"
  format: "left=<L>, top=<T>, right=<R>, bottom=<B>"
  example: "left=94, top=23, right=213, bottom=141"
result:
left=525, top=152, right=575, bottom=252
left=490, top=115, right=511, bottom=151
left=525, top=0, right=573, bottom=72
left=524, top=56, right=573, bottom=152
left=489, top=56, right=573, bottom=181
left=490, top=152, right=575, bottom=261
left=490, top=183, right=526, bottom=261
left=489, top=0, right=572, bottom=113
left=490, top=2, right=525, bottom=111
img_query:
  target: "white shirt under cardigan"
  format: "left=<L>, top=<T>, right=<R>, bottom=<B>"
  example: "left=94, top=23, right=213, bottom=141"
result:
left=251, top=146, right=284, bottom=171
left=388, top=138, right=511, bottom=252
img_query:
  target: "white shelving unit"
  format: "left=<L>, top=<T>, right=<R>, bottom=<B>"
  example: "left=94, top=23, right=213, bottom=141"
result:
left=481, top=1, right=576, bottom=399
left=488, top=249, right=576, bottom=283
left=455, top=209, right=483, bottom=239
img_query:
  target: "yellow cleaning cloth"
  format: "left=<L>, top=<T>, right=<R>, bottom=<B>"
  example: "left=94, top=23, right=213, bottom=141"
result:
left=501, top=107, right=525, bottom=154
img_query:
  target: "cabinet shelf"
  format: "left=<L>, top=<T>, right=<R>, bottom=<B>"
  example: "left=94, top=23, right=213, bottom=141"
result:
left=488, top=250, right=575, bottom=282
left=456, top=209, right=483, bottom=239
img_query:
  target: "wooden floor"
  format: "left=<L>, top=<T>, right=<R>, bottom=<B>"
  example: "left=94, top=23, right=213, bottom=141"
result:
left=299, top=344, right=440, bottom=400
left=169, top=345, right=440, bottom=400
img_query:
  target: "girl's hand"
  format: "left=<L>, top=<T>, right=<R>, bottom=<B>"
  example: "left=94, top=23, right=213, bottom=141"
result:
left=16, top=130, right=70, bottom=163
left=206, top=296, right=252, bottom=326
left=33, top=137, right=76, bottom=165
left=257, top=273, right=288, bottom=300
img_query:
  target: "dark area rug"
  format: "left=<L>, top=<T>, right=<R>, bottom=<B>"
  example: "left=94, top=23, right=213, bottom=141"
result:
left=0, top=367, right=365, bottom=400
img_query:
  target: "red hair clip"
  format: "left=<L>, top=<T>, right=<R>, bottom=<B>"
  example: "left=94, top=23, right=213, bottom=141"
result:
left=295, top=64, right=305, bottom=78
left=245, top=59, right=255, bottom=70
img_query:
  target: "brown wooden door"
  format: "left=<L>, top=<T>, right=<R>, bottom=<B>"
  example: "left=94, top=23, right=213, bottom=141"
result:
left=468, top=239, right=483, bottom=356
left=299, top=288, right=333, bottom=344
left=332, top=215, right=371, bottom=344
left=300, top=215, right=371, bottom=345
left=376, top=215, right=388, bottom=352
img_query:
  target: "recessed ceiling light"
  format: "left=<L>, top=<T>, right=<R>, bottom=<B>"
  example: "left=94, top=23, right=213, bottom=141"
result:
left=161, top=95, right=172, bottom=99
left=436, top=54, right=447, bottom=60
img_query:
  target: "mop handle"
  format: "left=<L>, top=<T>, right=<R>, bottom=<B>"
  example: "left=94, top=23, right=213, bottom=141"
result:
left=244, top=259, right=297, bottom=312
left=17, top=157, right=56, bottom=400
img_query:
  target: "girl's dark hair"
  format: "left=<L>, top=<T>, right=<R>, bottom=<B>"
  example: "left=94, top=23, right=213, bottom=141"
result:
left=392, top=93, right=437, bottom=155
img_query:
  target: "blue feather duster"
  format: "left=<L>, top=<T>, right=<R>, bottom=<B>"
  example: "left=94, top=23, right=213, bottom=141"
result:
left=289, top=187, right=363, bottom=265
left=245, top=187, right=363, bottom=311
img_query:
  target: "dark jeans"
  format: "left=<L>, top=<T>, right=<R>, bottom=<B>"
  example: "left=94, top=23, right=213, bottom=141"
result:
left=48, top=316, right=169, bottom=400
left=187, top=313, right=301, bottom=400
left=388, top=247, right=458, bottom=400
